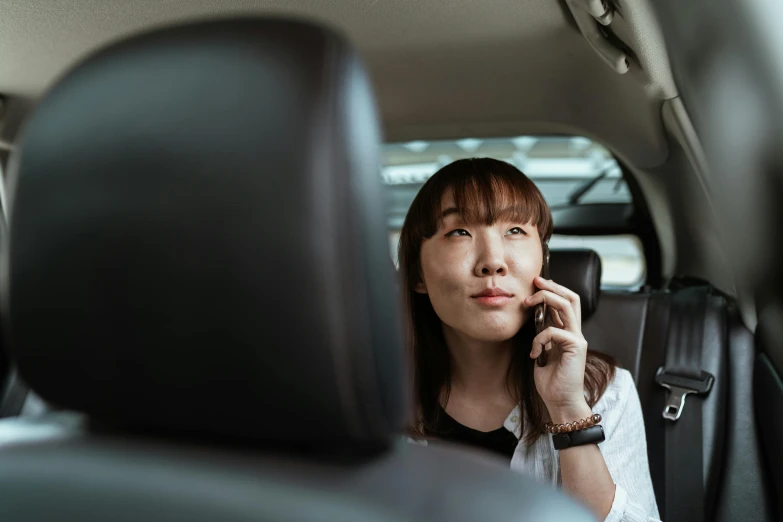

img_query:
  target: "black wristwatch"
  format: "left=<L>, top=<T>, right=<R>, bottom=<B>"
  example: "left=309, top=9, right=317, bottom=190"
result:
left=552, top=425, right=605, bottom=450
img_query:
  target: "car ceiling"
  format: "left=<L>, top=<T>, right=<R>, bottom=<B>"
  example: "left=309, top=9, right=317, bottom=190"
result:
left=0, top=0, right=753, bottom=324
left=0, top=0, right=676, bottom=167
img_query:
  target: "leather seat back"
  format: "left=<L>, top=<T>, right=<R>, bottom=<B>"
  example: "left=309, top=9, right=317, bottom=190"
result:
left=0, top=17, right=594, bottom=522
left=582, top=292, right=650, bottom=379
left=563, top=248, right=770, bottom=521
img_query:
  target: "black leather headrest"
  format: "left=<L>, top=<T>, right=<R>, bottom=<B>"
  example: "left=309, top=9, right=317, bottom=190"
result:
left=549, top=249, right=602, bottom=319
left=3, top=18, right=405, bottom=452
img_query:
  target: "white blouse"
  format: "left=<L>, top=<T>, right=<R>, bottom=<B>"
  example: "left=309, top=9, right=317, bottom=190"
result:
left=504, top=368, right=660, bottom=522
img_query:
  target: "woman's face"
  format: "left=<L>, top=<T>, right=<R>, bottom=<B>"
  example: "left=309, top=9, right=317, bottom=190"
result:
left=416, top=193, right=543, bottom=343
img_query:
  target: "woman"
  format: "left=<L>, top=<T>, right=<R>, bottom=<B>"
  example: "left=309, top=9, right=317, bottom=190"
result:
left=399, top=158, right=660, bottom=522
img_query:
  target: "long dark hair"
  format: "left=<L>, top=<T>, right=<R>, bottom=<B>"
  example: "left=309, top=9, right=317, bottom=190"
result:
left=398, top=158, right=616, bottom=445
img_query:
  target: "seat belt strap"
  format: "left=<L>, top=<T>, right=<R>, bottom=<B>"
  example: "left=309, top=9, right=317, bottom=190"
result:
left=656, top=286, right=715, bottom=522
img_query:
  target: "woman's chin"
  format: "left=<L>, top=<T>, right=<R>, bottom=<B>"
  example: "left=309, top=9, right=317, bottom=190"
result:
left=460, top=320, right=524, bottom=343
left=439, top=310, right=526, bottom=344
left=474, top=332, right=518, bottom=343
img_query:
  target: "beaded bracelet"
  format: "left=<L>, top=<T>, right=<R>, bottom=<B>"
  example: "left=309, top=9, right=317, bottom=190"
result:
left=545, top=413, right=602, bottom=434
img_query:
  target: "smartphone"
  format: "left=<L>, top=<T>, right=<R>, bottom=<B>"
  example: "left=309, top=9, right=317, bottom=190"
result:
left=534, top=244, right=550, bottom=367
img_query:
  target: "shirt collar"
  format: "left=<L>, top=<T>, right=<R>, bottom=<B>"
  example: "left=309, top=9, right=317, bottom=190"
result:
left=503, top=405, right=523, bottom=439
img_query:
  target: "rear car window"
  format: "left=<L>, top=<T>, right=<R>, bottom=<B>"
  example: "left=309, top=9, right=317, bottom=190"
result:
left=382, top=136, right=646, bottom=290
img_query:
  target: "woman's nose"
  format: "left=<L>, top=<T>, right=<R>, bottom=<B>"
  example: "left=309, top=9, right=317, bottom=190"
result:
left=479, top=263, right=506, bottom=276
left=474, top=248, right=508, bottom=276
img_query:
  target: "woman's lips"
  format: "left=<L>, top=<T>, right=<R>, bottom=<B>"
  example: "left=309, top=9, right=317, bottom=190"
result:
left=471, top=288, right=514, bottom=306
left=473, top=295, right=514, bottom=306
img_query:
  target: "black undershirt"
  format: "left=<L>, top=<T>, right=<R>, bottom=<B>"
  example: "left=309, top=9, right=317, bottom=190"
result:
left=432, top=406, right=519, bottom=460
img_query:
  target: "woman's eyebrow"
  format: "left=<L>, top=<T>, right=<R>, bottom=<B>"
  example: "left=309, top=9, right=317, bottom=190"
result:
left=496, top=206, right=527, bottom=220
left=439, top=207, right=461, bottom=218
left=439, top=206, right=527, bottom=223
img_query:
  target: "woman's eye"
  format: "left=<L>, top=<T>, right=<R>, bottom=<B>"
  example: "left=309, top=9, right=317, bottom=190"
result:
left=445, top=229, right=471, bottom=237
left=506, top=227, right=526, bottom=236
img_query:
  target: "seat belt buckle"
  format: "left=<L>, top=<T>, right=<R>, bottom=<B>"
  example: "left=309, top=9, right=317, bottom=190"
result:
left=655, top=367, right=714, bottom=421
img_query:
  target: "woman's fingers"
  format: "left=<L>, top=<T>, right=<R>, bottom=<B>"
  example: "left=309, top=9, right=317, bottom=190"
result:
left=529, top=339, right=545, bottom=359
left=550, top=307, right=565, bottom=328
left=525, top=290, right=578, bottom=330
left=533, top=276, right=582, bottom=325
left=534, top=276, right=581, bottom=304
left=529, top=326, right=586, bottom=359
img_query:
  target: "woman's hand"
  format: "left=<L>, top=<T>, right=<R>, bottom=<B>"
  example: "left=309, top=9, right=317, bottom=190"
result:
left=524, top=276, right=591, bottom=421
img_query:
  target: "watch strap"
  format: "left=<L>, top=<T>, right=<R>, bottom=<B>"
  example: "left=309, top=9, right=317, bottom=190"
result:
left=552, top=424, right=605, bottom=450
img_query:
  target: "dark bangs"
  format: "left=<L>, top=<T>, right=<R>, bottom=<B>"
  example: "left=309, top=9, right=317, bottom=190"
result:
left=408, top=158, right=553, bottom=243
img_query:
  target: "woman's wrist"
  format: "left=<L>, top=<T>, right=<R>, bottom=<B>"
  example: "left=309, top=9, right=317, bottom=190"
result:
left=547, top=400, right=593, bottom=424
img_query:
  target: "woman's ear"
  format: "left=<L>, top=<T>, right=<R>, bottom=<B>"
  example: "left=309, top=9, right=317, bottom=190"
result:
left=414, top=280, right=428, bottom=294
